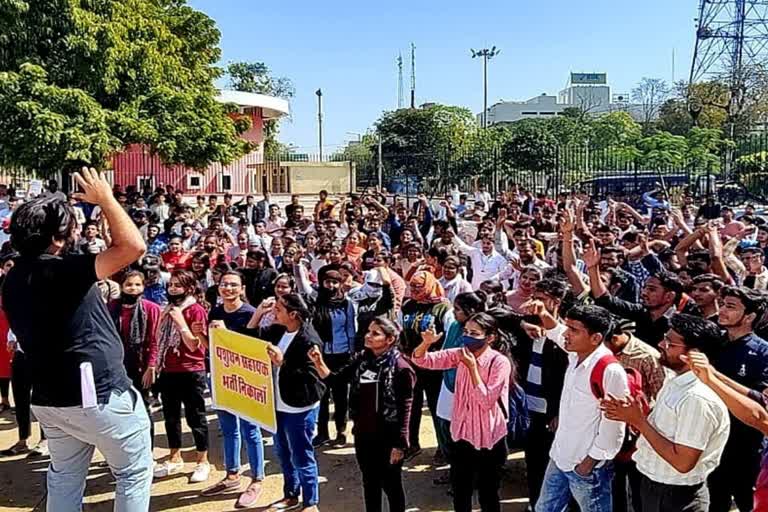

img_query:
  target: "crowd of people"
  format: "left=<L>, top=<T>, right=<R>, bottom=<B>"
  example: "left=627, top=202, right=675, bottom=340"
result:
left=2, top=171, right=768, bottom=512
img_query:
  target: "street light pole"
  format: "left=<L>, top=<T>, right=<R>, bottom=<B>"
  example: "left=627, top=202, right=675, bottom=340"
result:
left=316, top=88, right=323, bottom=160
left=470, top=47, right=500, bottom=128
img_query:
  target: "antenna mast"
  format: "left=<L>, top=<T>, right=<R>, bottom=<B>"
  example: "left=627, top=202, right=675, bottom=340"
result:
left=410, top=42, right=416, bottom=108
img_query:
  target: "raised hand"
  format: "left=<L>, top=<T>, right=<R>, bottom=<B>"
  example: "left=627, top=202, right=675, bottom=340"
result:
left=72, top=167, right=114, bottom=206
left=680, top=351, right=714, bottom=384
left=307, top=345, right=323, bottom=366
left=266, top=344, right=284, bottom=366
left=420, top=323, right=443, bottom=346
left=458, top=346, right=478, bottom=371
left=560, top=209, right=575, bottom=234
left=582, top=238, right=601, bottom=269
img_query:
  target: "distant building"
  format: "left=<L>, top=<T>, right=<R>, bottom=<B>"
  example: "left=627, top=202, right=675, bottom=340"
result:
left=110, top=90, right=290, bottom=196
left=479, top=72, right=649, bottom=126
left=558, top=72, right=611, bottom=110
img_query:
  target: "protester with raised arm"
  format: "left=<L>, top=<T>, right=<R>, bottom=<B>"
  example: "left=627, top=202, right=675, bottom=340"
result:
left=2, top=167, right=151, bottom=511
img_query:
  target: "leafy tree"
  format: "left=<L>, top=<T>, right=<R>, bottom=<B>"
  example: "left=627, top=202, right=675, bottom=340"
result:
left=0, top=0, right=250, bottom=176
left=374, top=105, right=477, bottom=187
left=546, top=115, right=590, bottom=146
left=638, top=132, right=688, bottom=170
left=500, top=119, right=557, bottom=173
left=225, top=61, right=294, bottom=160
left=686, top=127, right=732, bottom=173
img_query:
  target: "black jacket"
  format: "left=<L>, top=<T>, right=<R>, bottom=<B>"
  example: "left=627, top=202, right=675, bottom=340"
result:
left=260, top=323, right=326, bottom=409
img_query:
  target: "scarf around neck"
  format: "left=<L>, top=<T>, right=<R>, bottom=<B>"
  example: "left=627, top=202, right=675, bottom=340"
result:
left=156, top=295, right=197, bottom=372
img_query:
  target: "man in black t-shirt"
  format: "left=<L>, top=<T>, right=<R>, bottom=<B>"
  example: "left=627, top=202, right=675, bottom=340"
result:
left=2, top=168, right=152, bottom=511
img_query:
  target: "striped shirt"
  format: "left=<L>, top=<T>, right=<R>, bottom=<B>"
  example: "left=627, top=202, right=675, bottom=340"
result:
left=634, top=371, right=730, bottom=486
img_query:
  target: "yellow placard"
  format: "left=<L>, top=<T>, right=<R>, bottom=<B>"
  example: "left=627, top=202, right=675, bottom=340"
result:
left=210, top=328, right=277, bottom=433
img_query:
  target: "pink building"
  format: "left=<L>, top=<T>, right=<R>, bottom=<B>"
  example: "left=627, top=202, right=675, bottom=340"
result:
left=110, top=91, right=290, bottom=196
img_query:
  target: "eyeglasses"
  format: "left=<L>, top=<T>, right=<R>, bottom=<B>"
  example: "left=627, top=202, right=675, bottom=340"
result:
left=659, top=336, right=686, bottom=349
left=219, top=283, right=241, bottom=289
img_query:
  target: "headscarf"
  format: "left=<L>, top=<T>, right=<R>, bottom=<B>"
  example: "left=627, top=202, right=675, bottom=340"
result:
left=409, top=270, right=445, bottom=304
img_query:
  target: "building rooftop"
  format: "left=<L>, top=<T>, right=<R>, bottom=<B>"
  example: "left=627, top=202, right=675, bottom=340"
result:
left=216, top=90, right=290, bottom=119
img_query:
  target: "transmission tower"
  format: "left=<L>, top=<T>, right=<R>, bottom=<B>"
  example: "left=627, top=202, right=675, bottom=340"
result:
left=689, top=0, right=768, bottom=123
left=397, top=53, right=404, bottom=109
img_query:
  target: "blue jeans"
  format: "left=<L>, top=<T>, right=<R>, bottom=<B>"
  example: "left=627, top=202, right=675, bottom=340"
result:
left=274, top=407, right=320, bottom=507
left=217, top=409, right=265, bottom=479
left=33, top=388, right=153, bottom=512
left=536, top=459, right=614, bottom=512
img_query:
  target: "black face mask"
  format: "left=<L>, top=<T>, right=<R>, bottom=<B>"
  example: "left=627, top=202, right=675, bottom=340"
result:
left=121, top=293, right=140, bottom=305
left=167, top=292, right=187, bottom=306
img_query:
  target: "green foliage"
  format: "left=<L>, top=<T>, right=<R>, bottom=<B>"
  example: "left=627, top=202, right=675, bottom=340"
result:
left=0, top=0, right=249, bottom=175
left=500, top=119, right=557, bottom=173
left=638, top=132, right=688, bottom=169
left=225, top=61, right=294, bottom=160
left=686, top=127, right=733, bottom=173
left=0, top=63, right=119, bottom=172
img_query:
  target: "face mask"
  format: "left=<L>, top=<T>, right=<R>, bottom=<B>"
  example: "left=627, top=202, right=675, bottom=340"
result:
left=121, top=293, right=140, bottom=305
left=167, top=291, right=186, bottom=306
left=462, top=335, right=486, bottom=352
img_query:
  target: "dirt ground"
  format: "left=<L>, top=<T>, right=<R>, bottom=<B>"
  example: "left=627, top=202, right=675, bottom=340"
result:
left=0, top=398, right=531, bottom=511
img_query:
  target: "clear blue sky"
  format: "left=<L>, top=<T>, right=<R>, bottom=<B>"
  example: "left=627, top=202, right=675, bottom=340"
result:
left=189, top=0, right=697, bottom=153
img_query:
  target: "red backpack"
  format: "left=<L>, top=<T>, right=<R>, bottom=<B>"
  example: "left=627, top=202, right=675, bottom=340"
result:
left=590, top=354, right=650, bottom=462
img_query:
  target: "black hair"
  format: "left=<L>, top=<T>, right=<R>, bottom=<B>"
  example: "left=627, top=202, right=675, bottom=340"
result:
left=534, top=278, right=568, bottom=301
left=369, top=316, right=400, bottom=340
left=600, top=246, right=624, bottom=257
left=687, top=249, right=711, bottom=264
left=122, top=269, right=145, bottom=284
left=650, top=270, right=683, bottom=296
left=669, top=313, right=724, bottom=357
left=279, top=292, right=312, bottom=322
left=691, top=273, right=725, bottom=291
left=454, top=291, right=487, bottom=317
left=170, top=270, right=199, bottom=297
left=740, top=246, right=764, bottom=257
left=220, top=270, right=245, bottom=284
left=720, top=285, right=768, bottom=317
left=10, top=196, right=77, bottom=257
left=272, top=272, right=296, bottom=290
left=565, top=304, right=614, bottom=338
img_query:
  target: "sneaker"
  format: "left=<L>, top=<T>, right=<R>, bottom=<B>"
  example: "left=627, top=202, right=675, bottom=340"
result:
left=333, top=433, right=347, bottom=447
left=312, top=435, right=330, bottom=448
left=201, top=477, right=241, bottom=496
left=190, top=462, right=211, bottom=483
left=154, top=460, right=184, bottom=479
left=29, top=441, right=49, bottom=458
left=235, top=481, right=263, bottom=508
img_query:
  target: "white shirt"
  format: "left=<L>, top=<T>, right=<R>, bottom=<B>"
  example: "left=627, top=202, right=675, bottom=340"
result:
left=439, top=275, right=474, bottom=303
left=251, top=233, right=273, bottom=251
left=274, top=330, right=319, bottom=414
left=455, top=238, right=509, bottom=289
left=549, top=331, right=629, bottom=471
left=633, top=371, right=730, bottom=486
left=474, top=191, right=492, bottom=210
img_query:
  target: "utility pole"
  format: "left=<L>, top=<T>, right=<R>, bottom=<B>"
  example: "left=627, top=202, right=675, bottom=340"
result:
left=316, top=88, right=323, bottom=160
left=397, top=53, right=404, bottom=109
left=410, top=43, right=416, bottom=108
left=377, top=134, right=384, bottom=191
left=470, top=46, right=500, bottom=128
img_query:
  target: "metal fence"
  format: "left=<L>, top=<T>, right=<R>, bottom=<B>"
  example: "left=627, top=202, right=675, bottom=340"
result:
left=270, top=134, right=768, bottom=205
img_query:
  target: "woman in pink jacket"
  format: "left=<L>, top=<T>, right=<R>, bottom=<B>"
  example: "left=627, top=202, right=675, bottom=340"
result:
left=411, top=312, right=512, bottom=512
